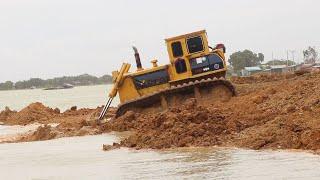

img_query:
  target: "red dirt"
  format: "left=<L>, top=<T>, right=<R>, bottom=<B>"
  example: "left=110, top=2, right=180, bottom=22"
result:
left=107, top=99, right=239, bottom=149
left=1, top=103, right=116, bottom=126
left=14, top=124, right=101, bottom=143
left=230, top=73, right=297, bottom=84
left=0, top=107, right=16, bottom=124
left=0, top=104, right=115, bottom=143
left=3, top=102, right=59, bottom=125
left=18, top=125, right=58, bottom=142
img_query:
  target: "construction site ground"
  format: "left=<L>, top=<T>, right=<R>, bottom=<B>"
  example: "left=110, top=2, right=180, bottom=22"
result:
left=1, top=72, right=320, bottom=153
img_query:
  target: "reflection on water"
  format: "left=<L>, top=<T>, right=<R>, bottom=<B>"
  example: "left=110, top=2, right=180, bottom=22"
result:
left=0, top=134, right=320, bottom=179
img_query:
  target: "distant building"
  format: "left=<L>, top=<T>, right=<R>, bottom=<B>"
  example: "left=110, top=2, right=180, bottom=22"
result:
left=263, top=69, right=271, bottom=74
left=270, top=65, right=288, bottom=74
left=241, top=66, right=262, bottom=76
left=287, top=65, right=298, bottom=72
left=293, top=63, right=320, bottom=73
left=313, top=65, right=320, bottom=69
left=311, top=64, right=320, bottom=72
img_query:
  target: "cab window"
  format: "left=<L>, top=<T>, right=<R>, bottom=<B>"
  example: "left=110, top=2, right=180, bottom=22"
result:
left=171, top=41, right=183, bottom=57
left=187, top=36, right=204, bottom=53
left=175, top=58, right=187, bottom=74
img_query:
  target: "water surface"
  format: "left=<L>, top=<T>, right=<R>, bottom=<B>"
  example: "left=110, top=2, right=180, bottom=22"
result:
left=0, top=84, right=118, bottom=111
left=0, top=134, right=320, bottom=179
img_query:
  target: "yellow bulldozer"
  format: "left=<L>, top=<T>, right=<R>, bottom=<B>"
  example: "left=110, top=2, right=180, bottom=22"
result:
left=99, top=30, right=236, bottom=120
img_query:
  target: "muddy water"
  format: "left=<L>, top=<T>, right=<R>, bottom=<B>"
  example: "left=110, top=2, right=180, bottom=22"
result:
left=1, top=85, right=320, bottom=179
left=0, top=84, right=119, bottom=111
left=0, top=133, right=320, bottom=179
left=0, top=124, right=40, bottom=136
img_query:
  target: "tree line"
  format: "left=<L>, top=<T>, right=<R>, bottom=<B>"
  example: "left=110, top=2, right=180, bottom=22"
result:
left=0, top=74, right=112, bottom=91
left=228, top=46, right=319, bottom=73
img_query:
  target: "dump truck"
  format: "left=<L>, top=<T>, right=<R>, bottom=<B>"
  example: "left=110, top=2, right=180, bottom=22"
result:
left=99, top=30, right=236, bottom=120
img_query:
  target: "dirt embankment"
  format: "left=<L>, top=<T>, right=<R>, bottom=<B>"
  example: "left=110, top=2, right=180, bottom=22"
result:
left=230, top=73, right=297, bottom=84
left=1, top=102, right=115, bottom=126
left=102, top=72, right=320, bottom=152
left=103, top=99, right=240, bottom=149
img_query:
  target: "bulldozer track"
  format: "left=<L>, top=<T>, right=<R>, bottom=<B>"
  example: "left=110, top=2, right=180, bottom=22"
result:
left=115, top=77, right=236, bottom=118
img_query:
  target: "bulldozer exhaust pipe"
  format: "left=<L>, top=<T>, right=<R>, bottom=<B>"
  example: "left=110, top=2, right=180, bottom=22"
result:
left=132, top=46, right=143, bottom=70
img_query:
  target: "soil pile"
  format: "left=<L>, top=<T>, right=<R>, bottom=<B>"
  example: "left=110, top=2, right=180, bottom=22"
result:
left=228, top=72, right=320, bottom=151
left=5, top=102, right=59, bottom=125
left=18, top=125, right=58, bottom=142
left=0, top=107, right=16, bottom=123
left=15, top=123, right=101, bottom=143
left=108, top=99, right=243, bottom=149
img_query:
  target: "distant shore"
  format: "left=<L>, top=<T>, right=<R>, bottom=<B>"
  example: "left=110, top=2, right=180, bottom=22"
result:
left=0, top=74, right=112, bottom=91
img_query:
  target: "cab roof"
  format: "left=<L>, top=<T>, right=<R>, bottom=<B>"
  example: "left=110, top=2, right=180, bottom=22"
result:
left=165, top=30, right=206, bottom=42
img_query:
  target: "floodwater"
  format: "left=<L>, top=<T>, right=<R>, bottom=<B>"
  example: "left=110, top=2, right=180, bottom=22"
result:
left=1, top=85, right=320, bottom=179
left=0, top=84, right=119, bottom=111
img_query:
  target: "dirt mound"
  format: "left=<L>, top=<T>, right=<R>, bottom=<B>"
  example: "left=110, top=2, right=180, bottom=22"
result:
left=5, top=103, right=59, bottom=125
left=0, top=107, right=16, bottom=123
left=18, top=125, right=58, bottom=142
left=228, top=73, right=320, bottom=151
left=9, top=122, right=101, bottom=143
left=111, top=99, right=243, bottom=149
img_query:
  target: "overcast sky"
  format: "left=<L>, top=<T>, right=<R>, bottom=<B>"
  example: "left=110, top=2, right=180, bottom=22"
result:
left=0, top=0, right=319, bottom=82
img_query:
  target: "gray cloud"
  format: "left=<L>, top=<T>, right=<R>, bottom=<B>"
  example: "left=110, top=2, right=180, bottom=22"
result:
left=0, top=0, right=319, bottom=82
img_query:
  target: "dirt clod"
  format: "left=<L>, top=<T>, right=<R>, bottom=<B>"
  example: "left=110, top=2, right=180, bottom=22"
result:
left=70, top=106, right=77, bottom=111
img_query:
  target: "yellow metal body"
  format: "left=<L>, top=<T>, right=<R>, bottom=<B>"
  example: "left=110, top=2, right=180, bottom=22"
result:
left=109, top=30, right=228, bottom=104
left=165, top=30, right=210, bottom=81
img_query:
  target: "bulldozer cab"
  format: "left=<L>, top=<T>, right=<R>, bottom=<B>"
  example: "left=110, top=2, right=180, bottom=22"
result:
left=165, top=30, right=226, bottom=82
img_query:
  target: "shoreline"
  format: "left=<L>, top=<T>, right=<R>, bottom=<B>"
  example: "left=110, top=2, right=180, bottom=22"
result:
left=1, top=126, right=319, bottom=156
left=0, top=83, right=112, bottom=92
